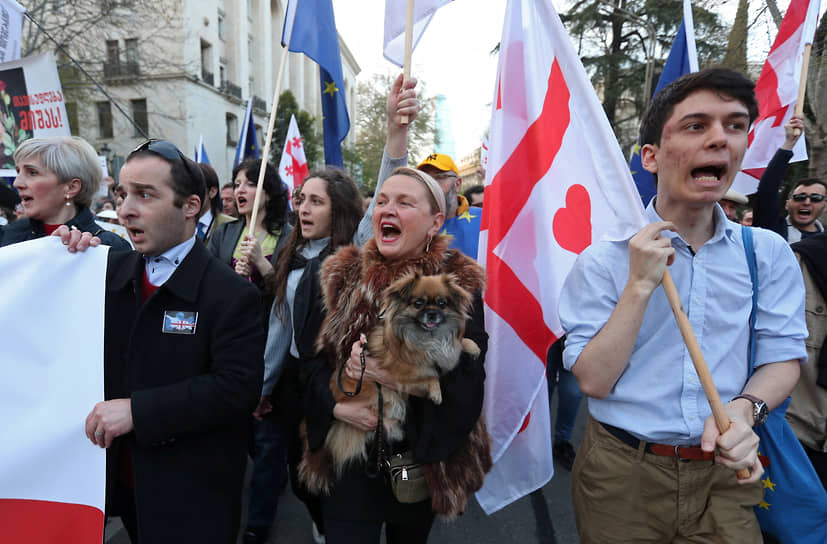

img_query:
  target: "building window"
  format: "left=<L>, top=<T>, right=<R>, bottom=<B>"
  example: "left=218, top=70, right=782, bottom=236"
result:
left=201, top=40, right=214, bottom=85
left=124, top=38, right=138, bottom=66
left=248, top=34, right=254, bottom=61
left=131, top=98, right=148, bottom=136
left=219, top=64, right=226, bottom=86
left=217, top=10, right=225, bottom=40
left=97, top=101, right=113, bottom=139
left=64, top=102, right=79, bottom=135
left=106, top=40, right=120, bottom=65
left=226, top=113, right=238, bottom=146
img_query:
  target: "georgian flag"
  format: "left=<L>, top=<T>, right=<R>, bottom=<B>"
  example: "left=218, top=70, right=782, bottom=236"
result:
left=278, top=114, right=309, bottom=200
left=475, top=0, right=647, bottom=514
left=731, top=0, right=820, bottom=195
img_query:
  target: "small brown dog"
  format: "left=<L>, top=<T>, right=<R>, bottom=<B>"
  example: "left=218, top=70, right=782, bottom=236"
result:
left=301, top=271, right=479, bottom=492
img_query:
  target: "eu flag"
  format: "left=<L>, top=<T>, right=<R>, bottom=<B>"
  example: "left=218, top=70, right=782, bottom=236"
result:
left=234, top=98, right=260, bottom=167
left=630, top=1, right=697, bottom=205
left=282, top=0, right=350, bottom=167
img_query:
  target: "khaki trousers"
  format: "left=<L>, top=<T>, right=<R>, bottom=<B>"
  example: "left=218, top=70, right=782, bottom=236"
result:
left=571, top=417, right=763, bottom=543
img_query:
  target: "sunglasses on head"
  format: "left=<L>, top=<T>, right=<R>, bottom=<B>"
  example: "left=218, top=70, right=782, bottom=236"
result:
left=791, top=193, right=826, bottom=203
left=131, top=139, right=203, bottom=189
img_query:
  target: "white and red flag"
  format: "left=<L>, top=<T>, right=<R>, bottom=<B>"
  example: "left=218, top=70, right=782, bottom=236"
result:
left=731, top=0, right=821, bottom=195
left=383, top=0, right=453, bottom=67
left=475, top=0, right=647, bottom=514
left=278, top=114, right=309, bottom=200
left=0, top=237, right=107, bottom=542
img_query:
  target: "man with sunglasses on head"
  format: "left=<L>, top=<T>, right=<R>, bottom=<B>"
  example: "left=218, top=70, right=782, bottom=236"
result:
left=59, top=140, right=264, bottom=544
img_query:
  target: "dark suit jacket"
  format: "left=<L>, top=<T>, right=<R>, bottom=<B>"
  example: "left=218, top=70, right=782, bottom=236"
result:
left=207, top=217, right=293, bottom=269
left=104, top=241, right=264, bottom=543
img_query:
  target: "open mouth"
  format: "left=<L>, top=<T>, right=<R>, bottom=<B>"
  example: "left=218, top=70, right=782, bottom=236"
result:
left=127, top=227, right=145, bottom=242
left=418, top=310, right=444, bottom=329
left=691, top=164, right=726, bottom=185
left=797, top=207, right=813, bottom=218
left=237, top=197, right=248, bottom=208
left=380, top=222, right=401, bottom=241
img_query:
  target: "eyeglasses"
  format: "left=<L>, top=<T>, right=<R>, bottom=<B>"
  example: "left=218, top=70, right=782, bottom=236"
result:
left=791, top=193, right=826, bottom=203
left=131, top=139, right=204, bottom=190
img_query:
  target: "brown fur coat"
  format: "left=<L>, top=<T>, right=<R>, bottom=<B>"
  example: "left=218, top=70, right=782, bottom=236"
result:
left=306, top=235, right=492, bottom=519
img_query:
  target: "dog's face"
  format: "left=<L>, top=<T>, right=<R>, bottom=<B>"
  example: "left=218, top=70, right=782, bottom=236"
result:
left=382, top=272, right=473, bottom=335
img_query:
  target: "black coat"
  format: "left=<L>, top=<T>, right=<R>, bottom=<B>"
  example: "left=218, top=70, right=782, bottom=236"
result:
left=104, top=242, right=264, bottom=543
left=0, top=206, right=131, bottom=250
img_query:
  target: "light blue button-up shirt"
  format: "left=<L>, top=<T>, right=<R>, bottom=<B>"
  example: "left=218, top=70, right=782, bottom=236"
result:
left=144, top=235, right=197, bottom=286
left=559, top=201, right=807, bottom=444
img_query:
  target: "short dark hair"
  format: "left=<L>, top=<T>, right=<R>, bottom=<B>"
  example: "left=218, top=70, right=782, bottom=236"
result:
left=197, top=162, right=221, bottom=215
left=127, top=141, right=205, bottom=208
left=232, top=158, right=287, bottom=235
left=464, top=185, right=484, bottom=200
left=790, top=178, right=827, bottom=195
left=639, top=68, right=759, bottom=147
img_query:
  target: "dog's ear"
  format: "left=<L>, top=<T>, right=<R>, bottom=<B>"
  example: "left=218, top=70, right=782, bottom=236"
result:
left=385, top=270, right=419, bottom=302
left=444, top=273, right=473, bottom=312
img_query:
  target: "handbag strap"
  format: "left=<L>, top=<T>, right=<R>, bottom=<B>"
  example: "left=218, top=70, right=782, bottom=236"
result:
left=742, top=225, right=758, bottom=376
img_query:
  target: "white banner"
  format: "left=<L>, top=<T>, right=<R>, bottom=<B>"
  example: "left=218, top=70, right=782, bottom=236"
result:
left=0, top=52, right=71, bottom=177
left=0, top=237, right=107, bottom=543
left=0, top=0, right=24, bottom=63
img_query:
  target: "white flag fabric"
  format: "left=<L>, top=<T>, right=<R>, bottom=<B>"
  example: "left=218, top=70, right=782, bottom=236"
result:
left=0, top=0, right=24, bottom=63
left=731, top=0, right=820, bottom=194
left=0, top=237, right=107, bottom=542
left=383, top=0, right=452, bottom=67
left=279, top=114, right=309, bottom=201
left=475, top=0, right=647, bottom=514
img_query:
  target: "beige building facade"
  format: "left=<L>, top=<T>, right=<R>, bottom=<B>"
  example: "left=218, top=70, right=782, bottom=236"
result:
left=46, top=0, right=359, bottom=183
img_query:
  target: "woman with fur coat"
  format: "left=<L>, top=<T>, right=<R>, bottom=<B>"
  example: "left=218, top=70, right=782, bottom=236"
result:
left=299, top=166, right=491, bottom=544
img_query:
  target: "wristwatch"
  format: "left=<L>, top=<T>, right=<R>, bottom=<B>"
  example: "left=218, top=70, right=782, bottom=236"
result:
left=733, top=394, right=769, bottom=426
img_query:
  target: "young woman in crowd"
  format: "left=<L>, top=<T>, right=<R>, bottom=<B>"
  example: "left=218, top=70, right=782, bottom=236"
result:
left=208, top=158, right=290, bottom=288
left=0, top=136, right=130, bottom=250
left=299, top=165, right=490, bottom=544
left=242, top=169, right=365, bottom=544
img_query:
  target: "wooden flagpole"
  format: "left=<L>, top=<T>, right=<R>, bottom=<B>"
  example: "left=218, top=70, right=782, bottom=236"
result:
left=400, top=0, right=415, bottom=125
left=661, top=269, right=751, bottom=480
left=792, top=43, right=812, bottom=137
left=249, top=45, right=290, bottom=236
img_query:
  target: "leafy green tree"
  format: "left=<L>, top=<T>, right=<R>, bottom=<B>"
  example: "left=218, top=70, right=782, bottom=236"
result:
left=562, top=0, right=728, bottom=151
left=269, top=90, right=322, bottom=169
left=348, top=73, right=435, bottom=190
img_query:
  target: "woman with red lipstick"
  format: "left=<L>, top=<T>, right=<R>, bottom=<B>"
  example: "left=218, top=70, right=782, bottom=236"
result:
left=300, top=166, right=490, bottom=544
left=241, top=169, right=364, bottom=544
left=0, top=136, right=130, bottom=250
left=208, top=158, right=290, bottom=288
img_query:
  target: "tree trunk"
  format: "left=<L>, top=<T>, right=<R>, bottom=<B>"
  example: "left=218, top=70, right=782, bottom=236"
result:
left=722, top=0, right=749, bottom=74
left=602, top=0, right=626, bottom=127
left=806, top=15, right=827, bottom=179
left=765, top=0, right=783, bottom=29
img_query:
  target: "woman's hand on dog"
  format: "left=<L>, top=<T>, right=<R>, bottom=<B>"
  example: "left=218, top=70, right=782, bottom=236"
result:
left=347, top=337, right=400, bottom=390
left=333, top=396, right=379, bottom=431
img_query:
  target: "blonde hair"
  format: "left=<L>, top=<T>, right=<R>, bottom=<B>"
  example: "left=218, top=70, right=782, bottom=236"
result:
left=14, top=136, right=102, bottom=208
left=390, top=166, right=446, bottom=215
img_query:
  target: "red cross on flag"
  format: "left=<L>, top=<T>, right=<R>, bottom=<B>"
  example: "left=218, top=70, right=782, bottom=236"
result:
left=278, top=114, right=309, bottom=200
left=731, top=0, right=821, bottom=195
left=475, top=0, right=647, bottom=514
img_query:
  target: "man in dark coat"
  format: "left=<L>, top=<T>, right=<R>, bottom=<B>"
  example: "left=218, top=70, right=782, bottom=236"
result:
left=73, top=140, right=264, bottom=543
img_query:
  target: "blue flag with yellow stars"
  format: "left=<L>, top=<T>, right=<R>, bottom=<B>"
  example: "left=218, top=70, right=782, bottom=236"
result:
left=234, top=98, right=260, bottom=167
left=282, top=0, right=350, bottom=167
left=630, top=7, right=697, bottom=205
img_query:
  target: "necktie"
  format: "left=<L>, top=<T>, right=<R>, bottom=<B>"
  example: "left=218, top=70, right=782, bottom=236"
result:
left=196, top=222, right=206, bottom=240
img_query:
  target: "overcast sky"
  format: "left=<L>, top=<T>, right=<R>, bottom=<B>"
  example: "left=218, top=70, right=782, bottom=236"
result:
left=331, top=0, right=823, bottom=160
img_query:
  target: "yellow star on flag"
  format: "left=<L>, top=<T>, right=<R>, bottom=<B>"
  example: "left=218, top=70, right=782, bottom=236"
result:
left=758, top=499, right=771, bottom=510
left=440, top=228, right=448, bottom=236
left=632, top=142, right=641, bottom=156
left=761, top=477, right=776, bottom=492
left=458, top=210, right=473, bottom=222
left=323, top=81, right=338, bottom=97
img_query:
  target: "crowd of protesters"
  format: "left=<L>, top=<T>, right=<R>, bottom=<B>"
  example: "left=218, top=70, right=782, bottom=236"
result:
left=2, top=67, right=827, bottom=544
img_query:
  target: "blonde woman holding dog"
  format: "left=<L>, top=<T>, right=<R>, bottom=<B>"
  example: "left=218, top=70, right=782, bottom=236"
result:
left=298, top=161, right=491, bottom=543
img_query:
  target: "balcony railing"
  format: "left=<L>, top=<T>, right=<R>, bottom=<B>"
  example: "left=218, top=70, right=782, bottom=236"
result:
left=220, top=80, right=242, bottom=100
left=103, top=61, right=140, bottom=81
left=253, top=95, right=266, bottom=111
left=201, top=69, right=214, bottom=86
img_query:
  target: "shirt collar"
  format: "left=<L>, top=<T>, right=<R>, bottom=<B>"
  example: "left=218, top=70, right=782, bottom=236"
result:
left=199, top=208, right=213, bottom=228
left=144, top=235, right=197, bottom=285
left=645, top=198, right=736, bottom=246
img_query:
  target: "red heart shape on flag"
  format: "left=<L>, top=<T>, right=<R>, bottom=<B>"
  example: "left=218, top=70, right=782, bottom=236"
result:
left=553, top=184, right=592, bottom=254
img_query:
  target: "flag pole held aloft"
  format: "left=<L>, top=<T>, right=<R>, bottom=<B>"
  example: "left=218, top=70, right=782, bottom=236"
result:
left=400, top=0, right=415, bottom=125
left=793, top=43, right=812, bottom=137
